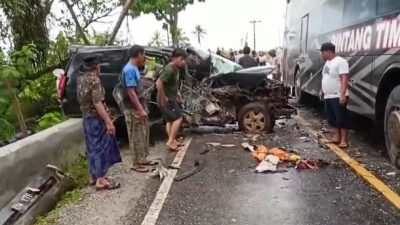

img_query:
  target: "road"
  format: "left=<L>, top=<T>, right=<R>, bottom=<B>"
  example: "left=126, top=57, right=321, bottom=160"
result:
left=52, top=106, right=400, bottom=225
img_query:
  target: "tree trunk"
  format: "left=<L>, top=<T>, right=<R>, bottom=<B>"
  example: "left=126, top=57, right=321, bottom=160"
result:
left=62, top=0, right=90, bottom=45
left=4, top=78, right=28, bottom=137
left=107, top=0, right=135, bottom=46
left=198, top=34, right=201, bottom=45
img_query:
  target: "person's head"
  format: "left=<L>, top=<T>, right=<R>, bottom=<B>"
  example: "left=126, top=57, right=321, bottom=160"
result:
left=243, top=46, right=251, bottom=55
left=320, top=42, right=336, bottom=60
left=239, top=49, right=244, bottom=54
left=171, top=48, right=187, bottom=68
left=251, top=50, right=257, bottom=57
left=83, top=55, right=101, bottom=75
left=268, top=49, right=277, bottom=58
left=129, top=45, right=145, bottom=66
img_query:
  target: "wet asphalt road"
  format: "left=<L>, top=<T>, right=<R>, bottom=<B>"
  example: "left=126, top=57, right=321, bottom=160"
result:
left=128, top=107, right=400, bottom=225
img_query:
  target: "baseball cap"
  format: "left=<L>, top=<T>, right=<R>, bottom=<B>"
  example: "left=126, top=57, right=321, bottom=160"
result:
left=320, top=42, right=336, bottom=52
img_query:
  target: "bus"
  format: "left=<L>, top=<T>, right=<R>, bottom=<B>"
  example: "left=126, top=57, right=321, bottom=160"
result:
left=282, top=0, right=400, bottom=168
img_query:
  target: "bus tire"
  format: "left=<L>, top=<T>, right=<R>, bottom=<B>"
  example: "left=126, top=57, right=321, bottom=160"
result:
left=384, top=85, right=400, bottom=168
left=238, top=102, right=273, bottom=133
left=294, top=71, right=308, bottom=104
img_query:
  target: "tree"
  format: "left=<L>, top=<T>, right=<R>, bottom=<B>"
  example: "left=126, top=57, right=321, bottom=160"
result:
left=175, top=28, right=189, bottom=45
left=0, top=44, right=37, bottom=137
left=58, top=0, right=120, bottom=45
left=192, top=24, right=206, bottom=46
left=148, top=31, right=165, bottom=47
left=132, top=0, right=205, bottom=46
left=1, top=0, right=54, bottom=68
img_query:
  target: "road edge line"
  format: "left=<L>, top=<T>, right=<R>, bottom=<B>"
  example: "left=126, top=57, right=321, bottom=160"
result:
left=141, top=138, right=192, bottom=225
left=294, top=115, right=400, bottom=210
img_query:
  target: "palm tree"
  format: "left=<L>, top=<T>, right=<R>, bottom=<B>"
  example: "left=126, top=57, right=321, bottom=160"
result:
left=175, top=28, right=190, bottom=45
left=148, top=31, right=165, bottom=47
left=192, top=25, right=207, bottom=46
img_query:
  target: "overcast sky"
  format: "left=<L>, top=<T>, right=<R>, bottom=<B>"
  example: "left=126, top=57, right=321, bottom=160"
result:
left=36, top=0, right=281, bottom=52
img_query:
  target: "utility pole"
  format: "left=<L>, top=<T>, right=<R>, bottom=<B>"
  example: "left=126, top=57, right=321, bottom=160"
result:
left=249, top=20, right=261, bottom=51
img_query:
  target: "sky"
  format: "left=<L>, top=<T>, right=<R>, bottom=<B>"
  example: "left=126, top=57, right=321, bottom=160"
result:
left=48, top=0, right=287, bottom=52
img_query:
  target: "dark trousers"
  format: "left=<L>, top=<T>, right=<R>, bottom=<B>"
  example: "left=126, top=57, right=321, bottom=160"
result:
left=324, top=97, right=351, bottom=129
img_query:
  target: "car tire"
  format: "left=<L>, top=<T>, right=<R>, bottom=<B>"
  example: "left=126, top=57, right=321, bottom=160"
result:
left=384, top=85, right=400, bottom=168
left=238, top=102, right=273, bottom=133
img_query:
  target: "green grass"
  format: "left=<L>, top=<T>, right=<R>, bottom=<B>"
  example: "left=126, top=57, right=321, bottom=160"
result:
left=34, top=154, right=88, bottom=225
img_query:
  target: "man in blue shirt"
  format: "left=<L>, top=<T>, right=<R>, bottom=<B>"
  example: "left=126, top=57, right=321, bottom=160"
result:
left=120, top=45, right=151, bottom=172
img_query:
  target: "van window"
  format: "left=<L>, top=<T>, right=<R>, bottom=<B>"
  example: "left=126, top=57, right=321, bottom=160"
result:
left=97, top=50, right=127, bottom=74
left=344, top=0, right=376, bottom=25
left=378, top=0, right=400, bottom=14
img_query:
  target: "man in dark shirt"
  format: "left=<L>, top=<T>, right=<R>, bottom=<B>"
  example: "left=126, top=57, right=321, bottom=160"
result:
left=238, top=46, right=258, bottom=68
left=156, top=48, right=187, bottom=151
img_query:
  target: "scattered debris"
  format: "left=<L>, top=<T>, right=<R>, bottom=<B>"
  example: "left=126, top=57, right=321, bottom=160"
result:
left=149, top=159, right=169, bottom=181
left=255, top=155, right=279, bottom=173
left=282, top=177, right=290, bottom=181
left=200, top=149, right=210, bottom=155
left=241, top=142, right=255, bottom=152
left=221, top=144, right=236, bottom=148
left=296, top=159, right=330, bottom=170
left=386, top=172, right=396, bottom=176
left=320, top=127, right=329, bottom=133
left=174, top=158, right=207, bottom=182
left=252, top=145, right=269, bottom=162
left=252, top=134, right=260, bottom=141
left=206, top=142, right=221, bottom=147
left=335, top=186, right=342, bottom=190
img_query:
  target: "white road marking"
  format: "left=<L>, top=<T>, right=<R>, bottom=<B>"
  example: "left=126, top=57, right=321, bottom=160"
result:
left=141, top=138, right=192, bottom=225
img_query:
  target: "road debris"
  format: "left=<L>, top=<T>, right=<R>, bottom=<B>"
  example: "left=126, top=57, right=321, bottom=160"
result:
left=206, top=142, right=221, bottom=147
left=386, top=172, right=396, bottom=176
left=149, top=159, right=169, bottom=181
left=221, top=144, right=236, bottom=148
left=175, top=158, right=207, bottom=182
left=241, top=142, right=255, bottom=152
left=255, top=155, right=279, bottom=172
left=295, top=159, right=330, bottom=170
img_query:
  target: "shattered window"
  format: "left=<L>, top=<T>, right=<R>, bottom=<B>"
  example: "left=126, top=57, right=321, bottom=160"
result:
left=210, top=54, right=242, bottom=76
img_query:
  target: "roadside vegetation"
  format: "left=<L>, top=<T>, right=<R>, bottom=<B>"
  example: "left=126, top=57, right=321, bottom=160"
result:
left=0, top=0, right=205, bottom=146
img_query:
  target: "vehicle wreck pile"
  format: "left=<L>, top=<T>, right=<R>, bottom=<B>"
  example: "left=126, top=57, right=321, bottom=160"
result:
left=179, top=73, right=294, bottom=131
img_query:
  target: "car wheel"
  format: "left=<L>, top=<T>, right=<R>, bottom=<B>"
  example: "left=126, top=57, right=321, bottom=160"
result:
left=238, top=102, right=273, bottom=133
left=384, top=85, right=400, bottom=168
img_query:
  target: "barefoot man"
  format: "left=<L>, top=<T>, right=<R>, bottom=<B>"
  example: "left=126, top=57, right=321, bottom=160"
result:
left=156, top=48, right=187, bottom=151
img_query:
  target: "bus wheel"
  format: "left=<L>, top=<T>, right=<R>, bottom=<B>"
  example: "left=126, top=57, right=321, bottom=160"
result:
left=384, top=85, right=400, bottom=168
left=238, top=102, right=273, bottom=134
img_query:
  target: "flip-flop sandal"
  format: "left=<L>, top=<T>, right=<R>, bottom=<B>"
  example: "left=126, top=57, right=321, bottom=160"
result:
left=138, top=160, right=153, bottom=166
left=95, top=181, right=120, bottom=191
left=338, top=143, right=349, bottom=148
left=90, top=177, right=113, bottom=186
left=130, top=165, right=151, bottom=173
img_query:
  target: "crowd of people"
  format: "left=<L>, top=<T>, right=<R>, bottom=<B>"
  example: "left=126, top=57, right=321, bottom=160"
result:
left=77, top=46, right=187, bottom=190
left=217, top=46, right=283, bottom=81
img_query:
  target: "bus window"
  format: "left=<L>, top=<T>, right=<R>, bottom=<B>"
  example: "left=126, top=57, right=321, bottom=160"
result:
left=344, top=0, right=376, bottom=25
left=322, top=0, right=344, bottom=33
left=308, top=10, right=322, bottom=38
left=378, top=0, right=400, bottom=14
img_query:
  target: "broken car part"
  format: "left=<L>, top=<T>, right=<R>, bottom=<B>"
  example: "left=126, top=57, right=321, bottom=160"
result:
left=0, top=165, right=75, bottom=225
left=174, top=158, right=207, bottom=182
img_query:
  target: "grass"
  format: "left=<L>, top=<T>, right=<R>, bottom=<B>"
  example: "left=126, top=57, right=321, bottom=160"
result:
left=34, top=154, right=89, bottom=225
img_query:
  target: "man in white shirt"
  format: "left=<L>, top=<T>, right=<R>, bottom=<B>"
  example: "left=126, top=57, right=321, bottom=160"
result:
left=319, top=42, right=350, bottom=148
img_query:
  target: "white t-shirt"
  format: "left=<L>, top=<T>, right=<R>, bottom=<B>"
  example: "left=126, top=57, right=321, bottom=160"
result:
left=322, top=56, right=349, bottom=99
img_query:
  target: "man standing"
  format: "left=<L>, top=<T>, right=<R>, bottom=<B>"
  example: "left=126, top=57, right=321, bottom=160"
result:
left=119, top=45, right=151, bottom=172
left=77, top=55, right=121, bottom=190
left=239, top=46, right=258, bottom=68
left=235, top=49, right=244, bottom=63
left=319, top=42, right=350, bottom=148
left=156, top=48, right=187, bottom=151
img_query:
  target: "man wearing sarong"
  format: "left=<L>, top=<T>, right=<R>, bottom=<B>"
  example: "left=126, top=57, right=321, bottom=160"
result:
left=77, top=55, right=122, bottom=190
left=118, top=45, right=151, bottom=172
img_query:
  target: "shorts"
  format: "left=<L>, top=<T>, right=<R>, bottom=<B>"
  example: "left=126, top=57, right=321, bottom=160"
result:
left=159, top=100, right=182, bottom=122
left=324, top=97, right=351, bottom=129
